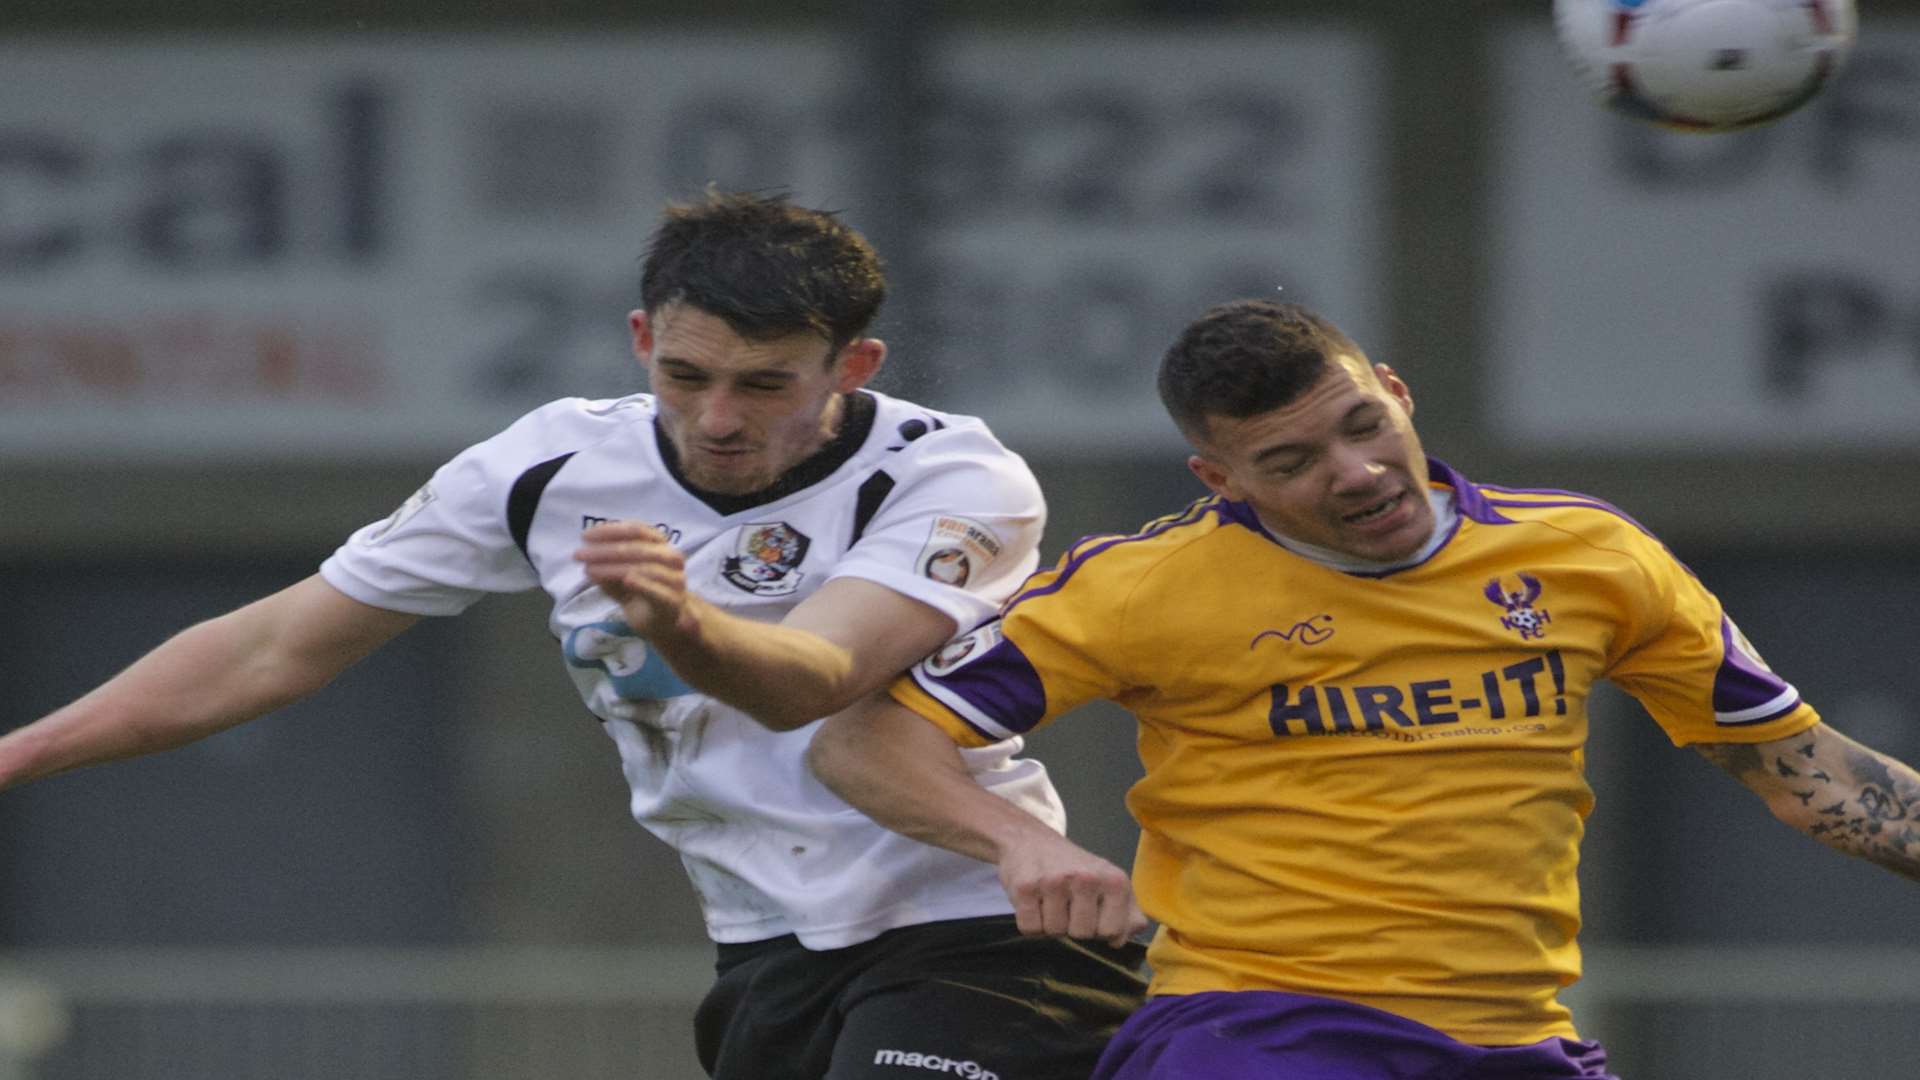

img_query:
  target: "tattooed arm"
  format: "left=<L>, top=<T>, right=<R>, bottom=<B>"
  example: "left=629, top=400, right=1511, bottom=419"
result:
left=1696, top=721, right=1920, bottom=882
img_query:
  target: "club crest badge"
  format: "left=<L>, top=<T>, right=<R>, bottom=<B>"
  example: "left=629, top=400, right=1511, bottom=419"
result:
left=1485, top=572, right=1552, bottom=640
left=924, top=622, right=1005, bottom=677
left=722, top=522, right=811, bottom=596
left=363, top=484, right=437, bottom=545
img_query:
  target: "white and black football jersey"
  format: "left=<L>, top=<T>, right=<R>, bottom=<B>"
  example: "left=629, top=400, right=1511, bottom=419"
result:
left=320, top=389, right=1063, bottom=948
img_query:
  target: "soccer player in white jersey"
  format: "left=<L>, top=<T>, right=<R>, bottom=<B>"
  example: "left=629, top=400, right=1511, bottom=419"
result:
left=807, top=299, right=1920, bottom=1079
left=0, top=192, right=1146, bottom=1080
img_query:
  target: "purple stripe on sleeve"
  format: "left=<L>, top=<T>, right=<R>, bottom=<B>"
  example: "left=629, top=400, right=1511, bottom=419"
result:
left=1406, top=459, right=1652, bottom=538
left=1480, top=494, right=1660, bottom=540
left=913, top=631, right=1050, bottom=737
left=1469, top=469, right=1711, bottom=581
left=1476, top=492, right=1708, bottom=583
left=1006, top=499, right=1223, bottom=610
left=1712, top=617, right=1802, bottom=724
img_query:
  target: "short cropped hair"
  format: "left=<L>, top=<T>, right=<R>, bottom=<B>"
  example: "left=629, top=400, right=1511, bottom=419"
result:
left=640, top=190, right=888, bottom=354
left=1157, top=300, right=1368, bottom=444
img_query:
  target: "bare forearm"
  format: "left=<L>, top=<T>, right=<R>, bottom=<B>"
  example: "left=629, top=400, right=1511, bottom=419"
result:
left=651, top=596, right=861, bottom=730
left=0, top=611, right=315, bottom=790
left=812, top=696, right=1145, bottom=945
left=808, top=697, right=1058, bottom=864
left=577, top=526, right=962, bottom=732
left=0, top=578, right=413, bottom=792
left=1700, top=724, right=1920, bottom=882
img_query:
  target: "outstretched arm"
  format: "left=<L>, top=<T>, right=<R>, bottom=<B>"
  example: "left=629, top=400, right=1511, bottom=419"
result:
left=575, top=521, right=957, bottom=730
left=809, top=692, right=1145, bottom=947
left=0, top=574, right=418, bottom=792
left=1696, top=721, right=1920, bottom=882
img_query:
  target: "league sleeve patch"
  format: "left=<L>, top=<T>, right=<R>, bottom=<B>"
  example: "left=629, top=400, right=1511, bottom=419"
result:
left=363, top=484, right=437, bottom=544
left=915, top=515, right=1004, bottom=588
left=922, top=620, right=1006, bottom=677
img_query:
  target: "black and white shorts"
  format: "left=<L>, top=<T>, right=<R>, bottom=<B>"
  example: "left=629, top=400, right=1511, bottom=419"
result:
left=694, top=915, right=1149, bottom=1080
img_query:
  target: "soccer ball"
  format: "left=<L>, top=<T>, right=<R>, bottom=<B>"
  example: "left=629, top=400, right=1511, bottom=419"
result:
left=1552, top=0, right=1857, bottom=132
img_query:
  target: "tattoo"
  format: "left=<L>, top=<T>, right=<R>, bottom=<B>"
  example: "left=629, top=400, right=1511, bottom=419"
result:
left=1844, top=745, right=1908, bottom=801
left=1701, top=726, right=1920, bottom=882
left=1817, top=738, right=1920, bottom=882
left=1858, top=785, right=1909, bottom=823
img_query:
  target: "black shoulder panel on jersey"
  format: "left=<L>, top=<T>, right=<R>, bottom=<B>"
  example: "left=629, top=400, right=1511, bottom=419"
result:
left=850, top=470, right=897, bottom=545
left=507, top=451, right=577, bottom=563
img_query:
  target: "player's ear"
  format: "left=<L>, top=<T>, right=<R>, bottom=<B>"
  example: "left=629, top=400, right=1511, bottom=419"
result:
left=834, top=338, right=887, bottom=393
left=1375, top=363, right=1413, bottom=417
left=1187, top=454, right=1239, bottom=501
left=629, top=310, right=654, bottom=364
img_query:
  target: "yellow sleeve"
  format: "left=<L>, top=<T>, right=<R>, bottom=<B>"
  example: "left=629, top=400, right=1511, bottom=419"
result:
left=1606, top=532, right=1820, bottom=746
left=887, top=541, right=1136, bottom=747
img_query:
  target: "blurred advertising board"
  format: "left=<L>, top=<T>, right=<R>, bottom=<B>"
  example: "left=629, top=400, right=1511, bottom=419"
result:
left=0, top=30, right=1383, bottom=462
left=1489, top=22, right=1920, bottom=450
left=906, top=30, right=1385, bottom=453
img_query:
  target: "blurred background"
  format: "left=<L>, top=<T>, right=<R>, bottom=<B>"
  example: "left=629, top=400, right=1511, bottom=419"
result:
left=2, top=1, right=1917, bottom=1077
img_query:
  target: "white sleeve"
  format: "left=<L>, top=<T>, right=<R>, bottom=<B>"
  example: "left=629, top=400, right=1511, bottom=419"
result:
left=319, top=403, right=581, bottom=616
left=827, top=423, right=1045, bottom=633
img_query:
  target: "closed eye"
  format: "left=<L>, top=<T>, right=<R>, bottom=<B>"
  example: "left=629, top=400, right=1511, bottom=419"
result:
left=1266, top=453, right=1311, bottom=477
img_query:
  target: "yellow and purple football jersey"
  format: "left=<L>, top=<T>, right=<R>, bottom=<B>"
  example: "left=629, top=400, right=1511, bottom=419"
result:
left=890, top=459, right=1818, bottom=1046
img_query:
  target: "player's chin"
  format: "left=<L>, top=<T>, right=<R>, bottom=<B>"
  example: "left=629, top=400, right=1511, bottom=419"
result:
left=687, top=460, right=773, bottom=494
left=1338, top=503, right=1432, bottom=561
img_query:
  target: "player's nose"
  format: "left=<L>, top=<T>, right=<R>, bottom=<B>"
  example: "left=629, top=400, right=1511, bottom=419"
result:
left=695, top=389, right=747, bottom=439
left=1326, top=446, right=1386, bottom=493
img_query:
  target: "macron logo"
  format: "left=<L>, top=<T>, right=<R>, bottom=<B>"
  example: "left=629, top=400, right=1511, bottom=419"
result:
left=872, top=1050, right=999, bottom=1079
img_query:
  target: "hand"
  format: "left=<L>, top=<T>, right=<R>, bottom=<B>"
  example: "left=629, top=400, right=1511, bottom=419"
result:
left=997, top=829, right=1147, bottom=949
left=575, top=522, right=696, bottom=640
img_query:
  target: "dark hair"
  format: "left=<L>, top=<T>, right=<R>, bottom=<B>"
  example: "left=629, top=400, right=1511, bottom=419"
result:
left=640, top=190, right=887, bottom=355
left=1157, top=299, right=1367, bottom=443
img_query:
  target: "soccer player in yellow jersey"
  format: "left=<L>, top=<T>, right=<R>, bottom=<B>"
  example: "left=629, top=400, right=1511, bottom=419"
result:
left=808, top=299, right=1920, bottom=1079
